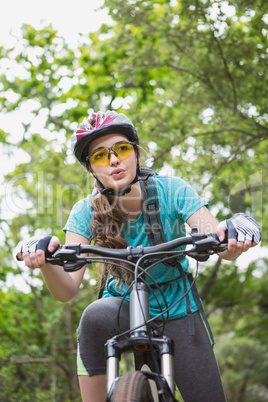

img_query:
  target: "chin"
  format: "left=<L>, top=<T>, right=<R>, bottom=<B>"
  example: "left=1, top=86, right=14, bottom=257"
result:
left=109, top=176, right=134, bottom=190
left=110, top=180, right=128, bottom=190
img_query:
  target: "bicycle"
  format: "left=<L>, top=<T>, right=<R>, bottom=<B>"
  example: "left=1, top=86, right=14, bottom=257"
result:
left=45, top=231, right=227, bottom=401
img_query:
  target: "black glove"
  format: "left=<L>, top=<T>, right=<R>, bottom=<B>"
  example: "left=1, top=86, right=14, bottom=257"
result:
left=218, top=213, right=261, bottom=244
left=15, top=235, right=58, bottom=261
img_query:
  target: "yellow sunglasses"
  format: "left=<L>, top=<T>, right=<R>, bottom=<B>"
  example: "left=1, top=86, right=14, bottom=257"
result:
left=86, top=141, right=135, bottom=166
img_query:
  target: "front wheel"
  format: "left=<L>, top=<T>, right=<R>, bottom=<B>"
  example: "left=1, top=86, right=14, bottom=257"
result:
left=111, top=371, right=154, bottom=402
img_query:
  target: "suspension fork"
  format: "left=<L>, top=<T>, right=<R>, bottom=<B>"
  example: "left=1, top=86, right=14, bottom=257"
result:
left=106, top=280, right=149, bottom=392
left=106, top=281, right=175, bottom=396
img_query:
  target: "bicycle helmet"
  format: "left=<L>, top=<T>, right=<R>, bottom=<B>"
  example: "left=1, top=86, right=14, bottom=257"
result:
left=71, top=110, right=139, bottom=165
left=71, top=110, right=145, bottom=196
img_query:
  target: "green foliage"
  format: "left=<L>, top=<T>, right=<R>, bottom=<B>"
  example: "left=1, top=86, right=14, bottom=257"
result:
left=199, top=258, right=268, bottom=400
left=0, top=275, right=98, bottom=401
left=0, top=0, right=267, bottom=399
left=215, top=334, right=268, bottom=401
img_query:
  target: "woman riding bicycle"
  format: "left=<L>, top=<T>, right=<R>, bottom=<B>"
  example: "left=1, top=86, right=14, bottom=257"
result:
left=16, top=111, right=261, bottom=402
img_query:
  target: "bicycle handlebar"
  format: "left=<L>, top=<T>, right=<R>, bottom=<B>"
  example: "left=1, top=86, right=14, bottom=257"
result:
left=45, top=232, right=227, bottom=272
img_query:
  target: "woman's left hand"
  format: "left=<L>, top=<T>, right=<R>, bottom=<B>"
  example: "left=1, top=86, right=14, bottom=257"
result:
left=216, top=213, right=261, bottom=257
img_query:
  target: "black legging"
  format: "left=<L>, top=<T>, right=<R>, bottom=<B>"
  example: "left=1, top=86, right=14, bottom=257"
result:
left=77, top=297, right=226, bottom=402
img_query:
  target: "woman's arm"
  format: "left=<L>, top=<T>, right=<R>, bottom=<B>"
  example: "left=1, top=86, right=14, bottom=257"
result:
left=18, top=231, right=89, bottom=302
left=186, top=206, right=253, bottom=261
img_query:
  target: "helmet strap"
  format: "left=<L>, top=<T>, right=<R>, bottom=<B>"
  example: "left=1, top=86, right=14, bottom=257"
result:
left=88, top=148, right=141, bottom=197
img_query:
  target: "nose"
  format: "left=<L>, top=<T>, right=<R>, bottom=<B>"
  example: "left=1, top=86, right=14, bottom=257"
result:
left=109, top=151, right=120, bottom=166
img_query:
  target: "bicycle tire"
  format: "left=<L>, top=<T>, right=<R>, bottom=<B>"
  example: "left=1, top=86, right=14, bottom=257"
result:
left=111, top=371, right=155, bottom=402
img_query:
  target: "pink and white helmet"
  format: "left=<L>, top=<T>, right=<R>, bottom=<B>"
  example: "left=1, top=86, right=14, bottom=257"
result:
left=71, top=111, right=139, bottom=164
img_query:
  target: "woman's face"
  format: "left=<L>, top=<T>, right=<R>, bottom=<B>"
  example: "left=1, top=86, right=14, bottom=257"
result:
left=87, top=134, right=137, bottom=191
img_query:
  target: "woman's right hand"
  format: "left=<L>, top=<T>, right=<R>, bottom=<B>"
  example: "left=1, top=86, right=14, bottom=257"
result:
left=15, top=235, right=60, bottom=270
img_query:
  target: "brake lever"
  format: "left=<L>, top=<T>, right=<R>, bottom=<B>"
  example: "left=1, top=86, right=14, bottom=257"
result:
left=63, top=260, right=89, bottom=272
left=45, top=248, right=77, bottom=266
left=52, top=248, right=78, bottom=261
left=185, top=250, right=211, bottom=261
left=46, top=244, right=92, bottom=271
left=186, top=233, right=228, bottom=261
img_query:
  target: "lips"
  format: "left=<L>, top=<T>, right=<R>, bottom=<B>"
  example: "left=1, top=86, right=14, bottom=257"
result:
left=111, top=168, right=125, bottom=177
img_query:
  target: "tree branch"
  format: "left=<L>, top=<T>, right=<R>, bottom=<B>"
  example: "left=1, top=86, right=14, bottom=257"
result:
left=153, top=143, right=178, bottom=165
left=191, top=128, right=257, bottom=139
left=1, top=357, right=52, bottom=367
left=212, top=136, right=263, bottom=177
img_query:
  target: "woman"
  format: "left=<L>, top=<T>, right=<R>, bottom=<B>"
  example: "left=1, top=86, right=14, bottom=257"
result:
left=16, top=111, right=261, bottom=402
